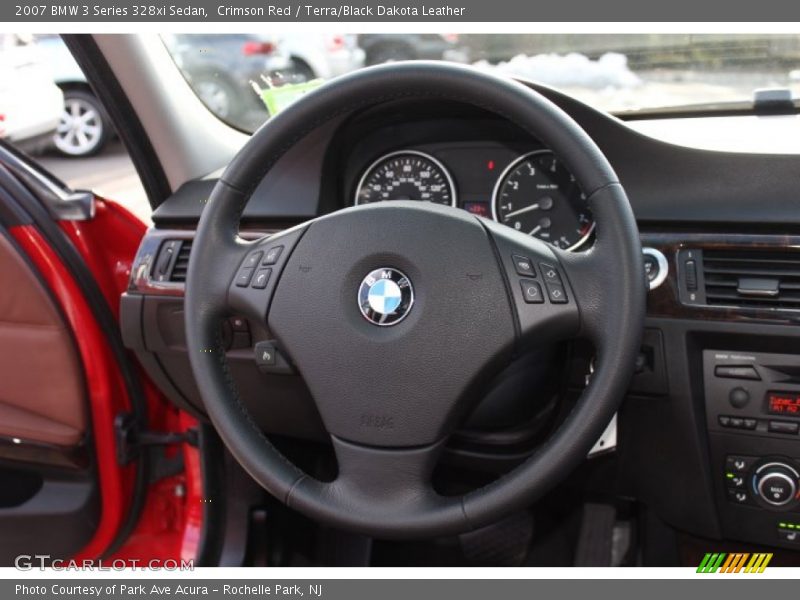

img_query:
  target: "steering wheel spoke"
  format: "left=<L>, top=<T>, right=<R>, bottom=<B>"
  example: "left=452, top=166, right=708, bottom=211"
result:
left=287, top=436, right=469, bottom=537
left=554, top=183, right=648, bottom=349
left=226, top=226, right=307, bottom=326
left=482, top=218, right=581, bottom=348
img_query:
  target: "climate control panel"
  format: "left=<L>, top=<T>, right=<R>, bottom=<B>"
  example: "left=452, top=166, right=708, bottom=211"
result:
left=725, top=455, right=800, bottom=510
left=717, top=454, right=800, bottom=549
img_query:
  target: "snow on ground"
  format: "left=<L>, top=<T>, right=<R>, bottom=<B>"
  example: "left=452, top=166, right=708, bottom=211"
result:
left=474, top=51, right=800, bottom=113
left=473, top=52, right=641, bottom=90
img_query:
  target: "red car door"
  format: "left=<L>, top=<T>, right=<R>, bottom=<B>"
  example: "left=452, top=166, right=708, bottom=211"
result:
left=0, top=142, right=203, bottom=568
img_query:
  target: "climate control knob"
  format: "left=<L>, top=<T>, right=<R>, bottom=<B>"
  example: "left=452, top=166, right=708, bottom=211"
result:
left=755, top=463, right=798, bottom=507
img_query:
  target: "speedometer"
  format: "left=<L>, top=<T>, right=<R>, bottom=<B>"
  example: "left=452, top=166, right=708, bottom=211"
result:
left=492, top=150, right=594, bottom=251
left=354, top=150, right=456, bottom=206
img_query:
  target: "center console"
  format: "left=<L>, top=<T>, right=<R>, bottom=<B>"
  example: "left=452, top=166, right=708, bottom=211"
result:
left=704, top=350, right=800, bottom=548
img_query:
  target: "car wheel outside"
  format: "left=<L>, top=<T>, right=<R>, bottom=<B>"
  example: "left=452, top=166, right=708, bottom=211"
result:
left=53, top=89, right=111, bottom=158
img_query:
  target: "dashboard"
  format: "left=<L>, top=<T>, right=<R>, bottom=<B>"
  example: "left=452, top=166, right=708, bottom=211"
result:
left=128, top=81, right=800, bottom=555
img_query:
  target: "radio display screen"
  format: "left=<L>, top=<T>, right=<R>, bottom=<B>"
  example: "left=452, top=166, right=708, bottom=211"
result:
left=767, top=392, right=800, bottom=415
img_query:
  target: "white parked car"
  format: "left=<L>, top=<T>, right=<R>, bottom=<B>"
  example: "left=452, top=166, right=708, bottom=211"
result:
left=0, top=35, right=63, bottom=153
left=35, top=34, right=114, bottom=157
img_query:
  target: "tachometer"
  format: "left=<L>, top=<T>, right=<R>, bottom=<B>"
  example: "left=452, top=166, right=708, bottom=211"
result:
left=492, top=150, right=594, bottom=251
left=354, top=150, right=456, bottom=206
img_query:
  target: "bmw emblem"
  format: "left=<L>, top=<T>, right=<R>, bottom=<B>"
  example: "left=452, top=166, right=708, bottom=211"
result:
left=358, top=268, right=414, bottom=326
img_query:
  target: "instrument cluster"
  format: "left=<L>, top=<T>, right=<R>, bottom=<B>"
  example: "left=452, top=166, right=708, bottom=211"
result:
left=353, top=145, right=594, bottom=251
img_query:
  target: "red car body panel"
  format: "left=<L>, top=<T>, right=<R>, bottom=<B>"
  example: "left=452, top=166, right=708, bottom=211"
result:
left=9, top=197, right=201, bottom=563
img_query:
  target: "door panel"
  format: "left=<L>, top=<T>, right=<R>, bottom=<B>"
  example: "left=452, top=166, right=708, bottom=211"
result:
left=0, top=233, right=87, bottom=447
left=6, top=222, right=136, bottom=562
left=0, top=468, right=97, bottom=566
left=0, top=230, right=98, bottom=565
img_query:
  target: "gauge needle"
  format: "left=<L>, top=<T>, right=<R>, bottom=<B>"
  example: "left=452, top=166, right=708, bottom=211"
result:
left=503, top=203, right=539, bottom=220
left=528, top=225, right=542, bottom=236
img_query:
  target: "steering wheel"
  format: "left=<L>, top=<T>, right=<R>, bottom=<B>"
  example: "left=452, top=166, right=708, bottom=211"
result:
left=185, top=62, right=645, bottom=539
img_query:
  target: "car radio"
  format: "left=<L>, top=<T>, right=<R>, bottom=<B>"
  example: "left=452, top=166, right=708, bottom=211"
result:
left=704, top=350, right=800, bottom=439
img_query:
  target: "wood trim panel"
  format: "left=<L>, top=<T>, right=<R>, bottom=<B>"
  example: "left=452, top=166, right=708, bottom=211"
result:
left=641, top=232, right=800, bottom=325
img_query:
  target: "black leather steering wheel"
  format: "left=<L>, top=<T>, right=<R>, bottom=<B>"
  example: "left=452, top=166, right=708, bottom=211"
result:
left=185, top=62, right=645, bottom=539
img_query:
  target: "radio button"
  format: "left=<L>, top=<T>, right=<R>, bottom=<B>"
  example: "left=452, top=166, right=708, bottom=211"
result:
left=768, top=421, right=799, bottom=435
left=715, top=365, right=760, bottom=380
left=729, top=387, right=751, bottom=409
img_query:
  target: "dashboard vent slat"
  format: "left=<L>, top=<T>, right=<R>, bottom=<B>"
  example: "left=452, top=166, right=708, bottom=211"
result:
left=702, top=249, right=800, bottom=310
left=703, top=266, right=800, bottom=278
left=169, top=240, right=192, bottom=282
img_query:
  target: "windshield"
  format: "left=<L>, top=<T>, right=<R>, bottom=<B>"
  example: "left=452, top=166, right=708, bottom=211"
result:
left=161, top=33, right=800, bottom=133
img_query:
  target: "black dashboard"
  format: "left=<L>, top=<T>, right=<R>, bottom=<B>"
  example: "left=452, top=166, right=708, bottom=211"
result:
left=151, top=90, right=800, bottom=230
left=126, top=81, right=800, bottom=554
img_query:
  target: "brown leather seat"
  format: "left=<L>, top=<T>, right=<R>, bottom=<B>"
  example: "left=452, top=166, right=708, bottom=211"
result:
left=0, top=234, right=86, bottom=447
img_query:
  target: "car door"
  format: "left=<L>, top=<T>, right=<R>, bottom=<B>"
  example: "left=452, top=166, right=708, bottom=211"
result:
left=0, top=141, right=199, bottom=566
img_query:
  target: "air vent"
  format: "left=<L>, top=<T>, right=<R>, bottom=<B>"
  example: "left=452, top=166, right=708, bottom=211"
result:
left=169, top=240, right=192, bottom=282
left=702, top=249, right=800, bottom=310
left=152, top=239, right=192, bottom=283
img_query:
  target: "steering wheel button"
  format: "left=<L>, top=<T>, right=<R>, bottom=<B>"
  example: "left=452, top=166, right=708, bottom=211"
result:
left=263, top=246, right=283, bottom=265
left=546, top=282, right=568, bottom=304
left=540, top=263, right=562, bottom=284
left=251, top=268, right=272, bottom=289
left=235, top=267, right=254, bottom=287
left=519, top=279, right=543, bottom=303
left=512, top=254, right=535, bottom=276
left=243, top=251, right=263, bottom=269
left=254, top=341, right=277, bottom=366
